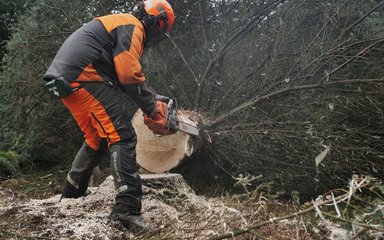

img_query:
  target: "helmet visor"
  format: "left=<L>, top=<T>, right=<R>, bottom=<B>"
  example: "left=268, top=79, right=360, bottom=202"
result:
left=144, top=11, right=170, bottom=48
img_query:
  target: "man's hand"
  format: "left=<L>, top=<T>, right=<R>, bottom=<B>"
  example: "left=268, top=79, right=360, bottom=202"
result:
left=143, top=101, right=174, bottom=135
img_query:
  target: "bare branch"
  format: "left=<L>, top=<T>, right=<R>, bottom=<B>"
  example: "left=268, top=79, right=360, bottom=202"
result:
left=194, top=0, right=287, bottom=110
left=286, top=0, right=351, bottom=80
left=318, top=39, right=384, bottom=84
left=208, top=78, right=384, bottom=128
left=208, top=38, right=384, bottom=128
left=169, top=38, right=199, bottom=84
left=198, top=0, right=212, bottom=61
left=336, top=0, right=384, bottom=43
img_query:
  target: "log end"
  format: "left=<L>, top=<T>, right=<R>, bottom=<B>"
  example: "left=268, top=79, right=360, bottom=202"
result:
left=132, top=109, right=198, bottom=173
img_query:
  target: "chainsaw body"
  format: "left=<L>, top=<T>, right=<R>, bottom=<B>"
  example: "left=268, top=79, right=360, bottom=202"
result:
left=155, top=95, right=199, bottom=136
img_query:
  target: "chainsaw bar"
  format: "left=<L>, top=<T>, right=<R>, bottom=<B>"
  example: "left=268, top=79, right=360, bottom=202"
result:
left=178, top=121, right=199, bottom=136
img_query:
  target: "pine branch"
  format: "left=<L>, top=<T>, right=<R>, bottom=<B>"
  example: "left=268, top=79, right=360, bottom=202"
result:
left=209, top=177, right=374, bottom=240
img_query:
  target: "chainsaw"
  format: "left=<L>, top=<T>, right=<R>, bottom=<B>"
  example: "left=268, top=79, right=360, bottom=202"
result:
left=155, top=95, right=199, bottom=136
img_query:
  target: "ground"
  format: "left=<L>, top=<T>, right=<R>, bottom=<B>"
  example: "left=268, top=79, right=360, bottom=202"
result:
left=0, top=171, right=382, bottom=240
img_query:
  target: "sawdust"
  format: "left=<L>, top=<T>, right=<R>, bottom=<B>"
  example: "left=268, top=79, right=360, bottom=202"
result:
left=2, top=174, right=377, bottom=240
left=0, top=174, right=246, bottom=239
left=0, top=176, right=122, bottom=239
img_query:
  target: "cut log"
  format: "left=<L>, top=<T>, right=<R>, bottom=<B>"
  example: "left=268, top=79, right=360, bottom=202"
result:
left=132, top=109, right=198, bottom=173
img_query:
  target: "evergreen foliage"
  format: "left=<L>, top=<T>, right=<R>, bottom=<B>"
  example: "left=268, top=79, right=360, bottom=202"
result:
left=0, top=0, right=383, bottom=194
left=0, top=0, right=30, bottom=61
left=0, top=151, right=21, bottom=177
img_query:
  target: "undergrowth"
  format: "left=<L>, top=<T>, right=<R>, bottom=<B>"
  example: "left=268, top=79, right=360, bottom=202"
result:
left=0, top=151, right=21, bottom=178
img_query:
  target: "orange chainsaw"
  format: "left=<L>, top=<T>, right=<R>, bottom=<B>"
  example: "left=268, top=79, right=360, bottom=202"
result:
left=155, top=95, right=199, bottom=136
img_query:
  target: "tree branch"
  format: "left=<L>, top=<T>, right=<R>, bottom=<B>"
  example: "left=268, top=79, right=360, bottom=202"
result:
left=169, top=38, right=199, bottom=84
left=198, top=0, right=212, bottom=61
left=209, top=178, right=374, bottom=240
left=318, top=39, right=384, bottom=85
left=286, top=0, right=351, bottom=80
left=208, top=78, right=384, bottom=128
left=208, top=38, right=384, bottom=128
left=194, top=0, right=287, bottom=110
left=336, top=0, right=384, bottom=43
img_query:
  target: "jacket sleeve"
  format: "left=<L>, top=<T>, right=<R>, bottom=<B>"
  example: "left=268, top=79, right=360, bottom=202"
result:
left=97, top=14, right=156, bottom=115
left=111, top=24, right=156, bottom=115
left=111, top=21, right=145, bottom=84
left=121, top=83, right=156, bottom=116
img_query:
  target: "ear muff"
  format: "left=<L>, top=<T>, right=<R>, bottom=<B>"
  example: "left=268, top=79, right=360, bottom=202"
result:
left=141, top=11, right=170, bottom=48
left=141, top=15, right=158, bottom=29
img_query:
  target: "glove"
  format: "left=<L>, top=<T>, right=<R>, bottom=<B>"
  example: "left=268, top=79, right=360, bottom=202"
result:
left=143, top=101, right=174, bottom=135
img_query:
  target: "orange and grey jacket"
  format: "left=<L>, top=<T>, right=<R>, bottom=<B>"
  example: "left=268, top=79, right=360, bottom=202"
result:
left=43, top=14, right=156, bottom=115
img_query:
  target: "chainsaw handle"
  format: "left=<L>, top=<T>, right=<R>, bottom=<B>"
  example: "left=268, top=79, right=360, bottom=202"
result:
left=154, top=95, right=177, bottom=109
left=164, top=98, right=178, bottom=131
left=154, top=95, right=170, bottom=102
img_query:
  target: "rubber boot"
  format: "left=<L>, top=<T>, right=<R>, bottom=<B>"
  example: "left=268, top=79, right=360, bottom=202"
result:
left=61, top=140, right=108, bottom=199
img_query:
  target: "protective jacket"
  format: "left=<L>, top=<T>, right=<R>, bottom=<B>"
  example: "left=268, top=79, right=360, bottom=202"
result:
left=43, top=14, right=156, bottom=115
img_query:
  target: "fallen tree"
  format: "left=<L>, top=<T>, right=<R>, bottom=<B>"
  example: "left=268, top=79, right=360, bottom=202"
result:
left=0, top=0, right=384, bottom=196
left=144, top=0, right=384, bottom=195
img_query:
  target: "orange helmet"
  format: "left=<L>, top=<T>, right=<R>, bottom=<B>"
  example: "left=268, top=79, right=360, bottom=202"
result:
left=143, top=0, right=174, bottom=34
left=134, top=0, right=175, bottom=47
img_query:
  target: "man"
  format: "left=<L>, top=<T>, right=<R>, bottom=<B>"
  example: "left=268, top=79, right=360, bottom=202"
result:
left=43, top=0, right=175, bottom=231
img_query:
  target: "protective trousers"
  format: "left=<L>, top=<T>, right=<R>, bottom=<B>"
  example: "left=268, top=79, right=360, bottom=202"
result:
left=110, top=141, right=142, bottom=216
left=62, top=139, right=107, bottom=198
left=61, top=82, right=142, bottom=215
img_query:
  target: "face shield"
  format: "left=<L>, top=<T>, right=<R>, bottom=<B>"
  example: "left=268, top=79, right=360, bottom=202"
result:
left=143, top=11, right=170, bottom=48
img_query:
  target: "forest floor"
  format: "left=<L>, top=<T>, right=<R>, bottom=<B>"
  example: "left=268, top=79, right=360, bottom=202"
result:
left=0, top=170, right=382, bottom=240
